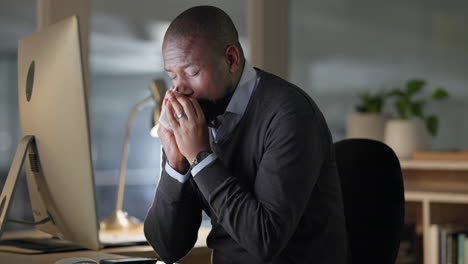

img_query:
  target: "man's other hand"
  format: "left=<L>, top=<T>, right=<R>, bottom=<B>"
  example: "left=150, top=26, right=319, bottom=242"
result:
left=166, top=90, right=210, bottom=163
left=158, top=91, right=190, bottom=174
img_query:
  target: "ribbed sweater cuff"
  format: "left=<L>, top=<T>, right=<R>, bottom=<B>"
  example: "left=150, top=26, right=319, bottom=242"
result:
left=192, top=159, right=229, bottom=199
left=158, top=170, right=195, bottom=202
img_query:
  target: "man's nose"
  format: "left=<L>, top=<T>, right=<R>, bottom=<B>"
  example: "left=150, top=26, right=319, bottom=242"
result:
left=173, top=82, right=194, bottom=97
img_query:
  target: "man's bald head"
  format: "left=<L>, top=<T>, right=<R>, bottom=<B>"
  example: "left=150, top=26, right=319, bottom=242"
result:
left=164, top=6, right=244, bottom=60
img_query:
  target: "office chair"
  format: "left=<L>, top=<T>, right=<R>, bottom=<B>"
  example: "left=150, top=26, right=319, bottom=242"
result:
left=334, top=138, right=405, bottom=264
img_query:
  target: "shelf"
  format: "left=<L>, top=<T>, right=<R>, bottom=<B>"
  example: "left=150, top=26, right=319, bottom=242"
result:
left=400, top=160, right=468, bottom=264
left=406, top=191, right=468, bottom=204
left=400, top=159, right=468, bottom=171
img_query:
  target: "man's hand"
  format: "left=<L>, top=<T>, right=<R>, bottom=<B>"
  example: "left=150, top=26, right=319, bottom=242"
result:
left=158, top=90, right=190, bottom=174
left=166, top=90, right=210, bottom=163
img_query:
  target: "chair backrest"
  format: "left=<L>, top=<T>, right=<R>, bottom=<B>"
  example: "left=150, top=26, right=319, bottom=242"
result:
left=334, top=138, right=405, bottom=264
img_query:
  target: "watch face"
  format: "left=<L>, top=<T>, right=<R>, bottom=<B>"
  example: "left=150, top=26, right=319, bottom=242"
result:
left=196, top=151, right=212, bottom=164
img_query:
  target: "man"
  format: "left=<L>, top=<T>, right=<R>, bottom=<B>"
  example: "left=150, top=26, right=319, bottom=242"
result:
left=144, top=5, right=347, bottom=264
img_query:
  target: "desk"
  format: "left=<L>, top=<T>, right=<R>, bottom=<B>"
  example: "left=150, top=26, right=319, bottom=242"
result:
left=0, top=245, right=213, bottom=264
left=0, top=227, right=212, bottom=264
left=0, top=250, right=126, bottom=264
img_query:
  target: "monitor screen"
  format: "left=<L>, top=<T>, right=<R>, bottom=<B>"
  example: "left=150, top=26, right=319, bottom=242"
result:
left=15, top=15, right=99, bottom=250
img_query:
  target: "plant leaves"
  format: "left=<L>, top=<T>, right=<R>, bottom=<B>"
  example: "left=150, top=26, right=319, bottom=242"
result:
left=356, top=91, right=386, bottom=113
left=395, top=99, right=408, bottom=119
left=368, top=103, right=379, bottom=113
left=431, top=88, right=449, bottom=100
left=406, top=79, right=426, bottom=95
left=387, top=89, right=405, bottom=98
left=426, top=115, right=438, bottom=136
left=356, top=105, right=366, bottom=113
left=410, top=101, right=425, bottom=118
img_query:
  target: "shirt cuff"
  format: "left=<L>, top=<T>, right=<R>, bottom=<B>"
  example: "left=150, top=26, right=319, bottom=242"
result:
left=165, top=162, right=191, bottom=183
left=191, top=153, right=218, bottom=177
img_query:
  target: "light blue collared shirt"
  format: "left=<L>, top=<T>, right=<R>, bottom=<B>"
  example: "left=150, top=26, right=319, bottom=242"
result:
left=165, top=62, right=259, bottom=183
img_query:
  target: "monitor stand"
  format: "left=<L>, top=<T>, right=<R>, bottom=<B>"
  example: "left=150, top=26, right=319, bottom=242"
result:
left=0, top=135, right=54, bottom=239
left=0, top=235, right=85, bottom=254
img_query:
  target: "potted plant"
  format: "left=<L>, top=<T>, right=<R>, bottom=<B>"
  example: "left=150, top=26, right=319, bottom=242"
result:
left=347, top=89, right=389, bottom=141
left=384, top=79, right=449, bottom=159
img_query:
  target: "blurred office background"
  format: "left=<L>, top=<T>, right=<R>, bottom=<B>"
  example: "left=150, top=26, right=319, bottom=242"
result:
left=0, top=0, right=467, bottom=232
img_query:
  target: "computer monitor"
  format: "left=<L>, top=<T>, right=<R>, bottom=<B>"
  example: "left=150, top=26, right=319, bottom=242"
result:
left=0, top=15, right=100, bottom=250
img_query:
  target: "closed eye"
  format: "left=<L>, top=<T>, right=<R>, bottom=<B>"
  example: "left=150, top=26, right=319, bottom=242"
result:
left=187, top=71, right=200, bottom=77
left=167, top=73, right=177, bottom=80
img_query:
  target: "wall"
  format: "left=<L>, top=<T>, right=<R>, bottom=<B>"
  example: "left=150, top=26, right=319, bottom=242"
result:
left=289, top=0, right=468, bottom=149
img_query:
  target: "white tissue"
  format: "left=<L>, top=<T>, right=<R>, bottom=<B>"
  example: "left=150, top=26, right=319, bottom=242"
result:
left=158, top=105, right=172, bottom=131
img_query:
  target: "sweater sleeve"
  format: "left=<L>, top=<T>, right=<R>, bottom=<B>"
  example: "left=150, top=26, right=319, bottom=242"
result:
left=192, top=104, right=326, bottom=262
left=143, top=151, right=202, bottom=264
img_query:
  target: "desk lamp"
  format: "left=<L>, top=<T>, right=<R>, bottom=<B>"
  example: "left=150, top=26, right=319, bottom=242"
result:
left=100, top=79, right=166, bottom=232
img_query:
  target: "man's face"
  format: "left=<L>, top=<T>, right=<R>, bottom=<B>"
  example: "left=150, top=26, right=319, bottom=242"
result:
left=162, top=36, right=231, bottom=102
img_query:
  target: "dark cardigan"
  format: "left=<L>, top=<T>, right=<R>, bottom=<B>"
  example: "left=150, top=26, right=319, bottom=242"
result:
left=144, top=69, right=347, bottom=264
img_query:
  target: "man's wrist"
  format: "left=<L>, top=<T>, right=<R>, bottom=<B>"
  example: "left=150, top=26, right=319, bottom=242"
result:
left=191, top=149, right=213, bottom=167
left=168, top=159, right=190, bottom=174
left=191, top=152, right=218, bottom=177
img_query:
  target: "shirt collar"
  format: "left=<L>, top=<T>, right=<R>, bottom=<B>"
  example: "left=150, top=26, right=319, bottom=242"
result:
left=224, top=61, right=258, bottom=115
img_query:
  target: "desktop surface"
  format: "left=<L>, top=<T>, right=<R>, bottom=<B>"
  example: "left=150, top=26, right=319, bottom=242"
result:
left=0, top=250, right=126, bottom=264
left=0, top=227, right=212, bottom=264
left=0, top=232, right=160, bottom=264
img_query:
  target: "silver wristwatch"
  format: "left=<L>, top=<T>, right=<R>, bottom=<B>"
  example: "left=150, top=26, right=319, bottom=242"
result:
left=192, top=150, right=213, bottom=167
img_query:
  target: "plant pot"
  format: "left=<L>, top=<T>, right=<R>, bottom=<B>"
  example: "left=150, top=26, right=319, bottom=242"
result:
left=346, top=113, right=387, bottom=142
left=384, top=119, right=432, bottom=159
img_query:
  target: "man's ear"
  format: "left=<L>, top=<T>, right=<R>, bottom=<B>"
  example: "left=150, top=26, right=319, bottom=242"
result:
left=225, top=45, right=241, bottom=73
